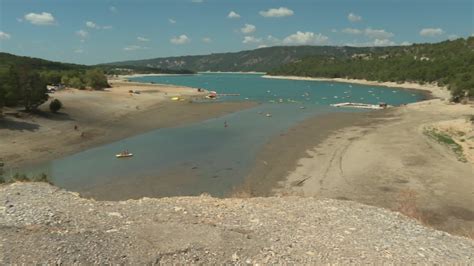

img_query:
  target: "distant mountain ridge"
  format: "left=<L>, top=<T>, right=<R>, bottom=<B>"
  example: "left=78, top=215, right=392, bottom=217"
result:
left=105, top=45, right=393, bottom=72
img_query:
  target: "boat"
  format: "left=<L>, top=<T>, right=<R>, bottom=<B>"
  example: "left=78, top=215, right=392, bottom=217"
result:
left=330, top=102, right=391, bottom=110
left=116, top=151, right=133, bottom=158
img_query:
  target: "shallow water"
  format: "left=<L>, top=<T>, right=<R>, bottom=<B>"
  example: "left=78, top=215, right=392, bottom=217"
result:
left=20, top=74, right=426, bottom=199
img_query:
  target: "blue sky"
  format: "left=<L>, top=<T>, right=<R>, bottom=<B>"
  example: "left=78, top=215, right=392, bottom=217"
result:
left=0, top=0, right=472, bottom=65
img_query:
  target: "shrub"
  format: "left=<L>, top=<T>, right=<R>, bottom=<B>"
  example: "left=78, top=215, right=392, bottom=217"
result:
left=49, top=99, right=62, bottom=113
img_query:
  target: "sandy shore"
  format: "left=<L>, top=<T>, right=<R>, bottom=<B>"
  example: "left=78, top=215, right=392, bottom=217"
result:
left=240, top=99, right=473, bottom=236
left=116, top=73, right=196, bottom=79
left=0, top=80, right=256, bottom=168
left=198, top=71, right=267, bottom=74
left=263, top=75, right=451, bottom=100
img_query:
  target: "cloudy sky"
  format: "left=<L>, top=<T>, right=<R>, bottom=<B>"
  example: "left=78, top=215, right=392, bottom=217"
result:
left=0, top=0, right=472, bottom=65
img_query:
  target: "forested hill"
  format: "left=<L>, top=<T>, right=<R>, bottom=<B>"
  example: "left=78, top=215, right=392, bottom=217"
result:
left=106, top=46, right=393, bottom=72
left=0, top=52, right=195, bottom=75
left=0, top=53, right=84, bottom=72
left=268, top=37, right=474, bottom=100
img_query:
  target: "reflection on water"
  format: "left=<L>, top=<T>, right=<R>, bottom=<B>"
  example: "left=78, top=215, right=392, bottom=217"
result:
left=20, top=74, right=426, bottom=200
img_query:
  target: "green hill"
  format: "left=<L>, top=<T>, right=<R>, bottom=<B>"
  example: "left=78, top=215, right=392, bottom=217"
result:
left=106, top=46, right=393, bottom=72
left=0, top=53, right=85, bottom=72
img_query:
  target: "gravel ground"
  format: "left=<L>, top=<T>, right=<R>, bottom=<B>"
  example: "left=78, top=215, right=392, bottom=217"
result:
left=1, top=182, right=473, bottom=264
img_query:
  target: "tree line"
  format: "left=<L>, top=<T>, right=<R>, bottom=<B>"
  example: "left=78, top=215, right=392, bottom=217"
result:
left=0, top=65, right=109, bottom=114
left=268, top=37, right=474, bottom=101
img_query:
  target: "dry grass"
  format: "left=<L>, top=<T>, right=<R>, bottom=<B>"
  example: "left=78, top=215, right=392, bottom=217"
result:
left=396, top=189, right=425, bottom=223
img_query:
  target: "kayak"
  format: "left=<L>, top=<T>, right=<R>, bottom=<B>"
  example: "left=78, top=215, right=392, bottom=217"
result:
left=116, top=153, right=133, bottom=158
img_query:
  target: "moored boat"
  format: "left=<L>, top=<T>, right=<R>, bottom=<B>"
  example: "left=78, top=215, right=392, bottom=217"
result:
left=116, top=151, right=133, bottom=158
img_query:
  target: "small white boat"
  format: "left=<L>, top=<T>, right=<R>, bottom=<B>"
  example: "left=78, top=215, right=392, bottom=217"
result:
left=266, top=113, right=272, bottom=117
left=330, top=102, right=391, bottom=110
left=116, top=152, right=133, bottom=158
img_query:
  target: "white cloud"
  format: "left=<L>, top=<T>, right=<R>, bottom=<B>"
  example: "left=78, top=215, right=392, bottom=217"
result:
left=342, top=28, right=362, bottom=34
left=170, top=34, right=190, bottom=44
left=364, top=28, right=394, bottom=39
left=258, top=44, right=268, bottom=48
left=241, top=24, right=256, bottom=34
left=191, top=0, right=203, bottom=2
left=17, top=18, right=23, bottom=22
left=169, top=18, right=176, bottom=24
left=74, top=48, right=84, bottom=54
left=86, top=21, right=98, bottom=29
left=228, top=11, right=241, bottom=19
left=86, top=21, right=112, bottom=30
left=331, top=29, right=338, bottom=33
left=400, top=41, right=412, bottom=46
left=123, top=45, right=148, bottom=51
left=110, top=6, right=118, bottom=13
left=0, top=31, right=11, bottom=40
left=345, top=39, right=397, bottom=47
left=419, top=28, right=444, bottom=37
left=259, top=7, right=294, bottom=18
left=348, top=12, right=362, bottom=22
left=24, top=12, right=56, bottom=26
left=137, top=36, right=149, bottom=42
left=282, top=31, right=328, bottom=45
left=202, top=37, right=212, bottom=43
left=76, top=30, right=88, bottom=39
left=242, top=36, right=262, bottom=44
left=448, top=34, right=458, bottom=40
left=373, top=38, right=395, bottom=46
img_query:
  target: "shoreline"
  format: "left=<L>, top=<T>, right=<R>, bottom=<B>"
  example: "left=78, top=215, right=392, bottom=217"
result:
left=239, top=98, right=474, bottom=237
left=1, top=80, right=257, bottom=169
left=263, top=75, right=451, bottom=100
left=198, top=71, right=266, bottom=74
left=117, top=73, right=196, bottom=79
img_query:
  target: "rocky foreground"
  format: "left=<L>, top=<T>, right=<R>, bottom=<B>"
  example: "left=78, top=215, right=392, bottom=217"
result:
left=1, top=183, right=473, bottom=264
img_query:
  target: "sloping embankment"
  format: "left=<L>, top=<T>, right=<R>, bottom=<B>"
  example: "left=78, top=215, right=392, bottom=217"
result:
left=1, top=183, right=473, bottom=264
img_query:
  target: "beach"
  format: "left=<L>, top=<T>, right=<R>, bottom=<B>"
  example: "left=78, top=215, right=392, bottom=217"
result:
left=0, top=80, right=256, bottom=168
left=263, top=75, right=451, bottom=100
left=239, top=98, right=473, bottom=236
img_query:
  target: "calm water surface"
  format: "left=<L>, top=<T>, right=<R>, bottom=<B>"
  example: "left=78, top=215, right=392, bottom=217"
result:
left=21, top=74, right=426, bottom=199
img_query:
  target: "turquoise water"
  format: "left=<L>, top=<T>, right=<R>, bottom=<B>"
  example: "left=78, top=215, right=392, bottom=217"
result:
left=21, top=74, right=426, bottom=199
left=137, top=73, right=424, bottom=106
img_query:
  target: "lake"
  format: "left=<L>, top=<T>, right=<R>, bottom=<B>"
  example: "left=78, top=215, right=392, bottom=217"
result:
left=21, top=73, right=426, bottom=199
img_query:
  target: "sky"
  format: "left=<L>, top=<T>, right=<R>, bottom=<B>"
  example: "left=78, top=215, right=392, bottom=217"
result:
left=0, top=0, right=473, bottom=65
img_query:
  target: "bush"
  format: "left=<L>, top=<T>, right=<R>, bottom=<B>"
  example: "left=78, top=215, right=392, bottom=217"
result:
left=49, top=99, right=62, bottom=113
left=4, top=173, right=52, bottom=184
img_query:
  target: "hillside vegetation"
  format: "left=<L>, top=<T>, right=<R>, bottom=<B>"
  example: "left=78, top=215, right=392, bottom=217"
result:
left=269, top=37, right=474, bottom=101
left=107, top=46, right=393, bottom=72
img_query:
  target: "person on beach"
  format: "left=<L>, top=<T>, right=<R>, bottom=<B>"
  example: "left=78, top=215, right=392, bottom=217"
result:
left=224, top=121, right=228, bottom=128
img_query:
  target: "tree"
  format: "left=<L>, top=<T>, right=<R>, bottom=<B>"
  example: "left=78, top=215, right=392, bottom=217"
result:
left=84, top=68, right=109, bottom=89
left=49, top=99, right=62, bottom=113
left=17, top=67, right=49, bottom=111
left=1, top=66, right=21, bottom=107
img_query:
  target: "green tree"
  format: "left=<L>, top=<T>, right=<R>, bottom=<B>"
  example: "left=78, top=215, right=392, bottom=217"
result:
left=1, top=66, right=21, bottom=107
left=17, top=67, right=49, bottom=111
left=68, top=76, right=85, bottom=89
left=41, top=71, right=63, bottom=84
left=84, top=69, right=108, bottom=89
left=49, top=99, right=62, bottom=113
